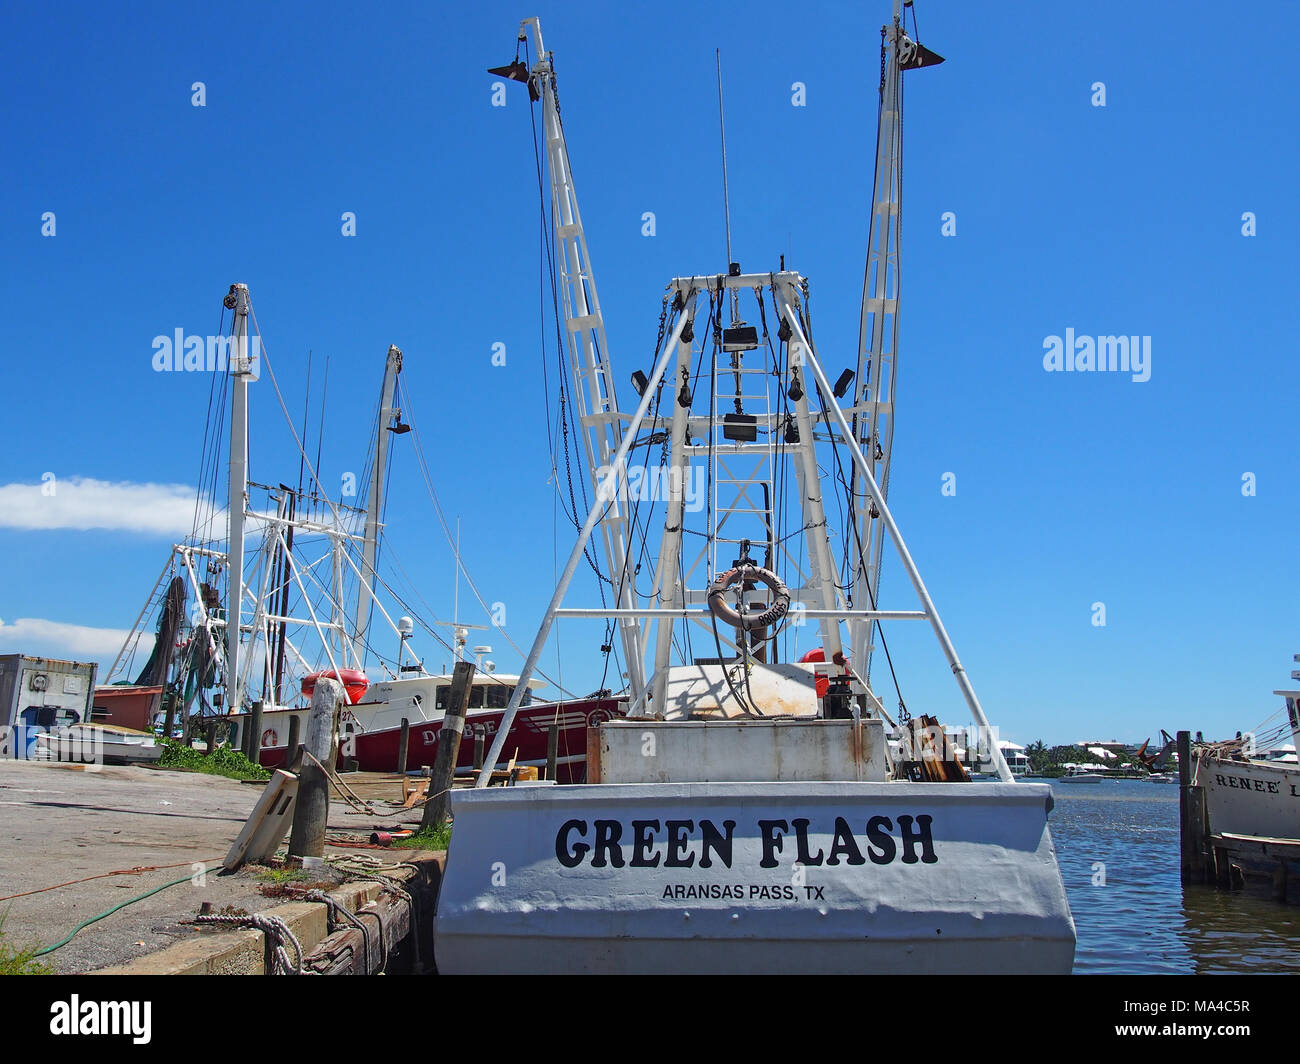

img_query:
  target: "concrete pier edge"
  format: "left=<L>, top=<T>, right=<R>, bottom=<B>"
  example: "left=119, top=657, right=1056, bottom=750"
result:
left=91, top=852, right=445, bottom=975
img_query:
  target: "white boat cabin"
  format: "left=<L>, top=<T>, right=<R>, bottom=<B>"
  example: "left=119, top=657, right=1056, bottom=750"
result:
left=351, top=672, right=548, bottom=734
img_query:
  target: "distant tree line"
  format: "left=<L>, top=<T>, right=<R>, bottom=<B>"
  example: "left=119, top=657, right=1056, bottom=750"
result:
left=1024, top=741, right=1119, bottom=775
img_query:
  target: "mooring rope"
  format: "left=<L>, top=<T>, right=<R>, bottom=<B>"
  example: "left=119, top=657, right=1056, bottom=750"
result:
left=291, top=887, right=387, bottom=975
left=193, top=912, right=307, bottom=975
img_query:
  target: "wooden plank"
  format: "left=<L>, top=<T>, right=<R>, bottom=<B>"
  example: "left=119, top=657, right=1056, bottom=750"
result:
left=403, top=777, right=430, bottom=808
left=224, top=770, right=300, bottom=869
left=302, top=892, right=411, bottom=975
left=1211, top=832, right=1300, bottom=855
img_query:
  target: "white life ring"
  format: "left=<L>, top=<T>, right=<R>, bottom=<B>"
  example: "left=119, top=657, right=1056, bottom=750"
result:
left=706, top=564, right=790, bottom=631
left=261, top=728, right=278, bottom=748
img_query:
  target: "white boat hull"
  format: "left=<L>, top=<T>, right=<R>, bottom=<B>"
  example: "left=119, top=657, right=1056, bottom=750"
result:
left=1200, top=755, right=1300, bottom=841
left=34, top=727, right=162, bottom=765
left=434, top=781, right=1076, bottom=974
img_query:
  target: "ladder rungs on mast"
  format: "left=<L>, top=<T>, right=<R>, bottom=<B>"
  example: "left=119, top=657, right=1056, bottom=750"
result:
left=861, top=297, right=899, bottom=314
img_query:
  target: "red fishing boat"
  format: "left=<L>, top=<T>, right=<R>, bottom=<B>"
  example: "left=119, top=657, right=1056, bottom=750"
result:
left=256, top=670, right=624, bottom=782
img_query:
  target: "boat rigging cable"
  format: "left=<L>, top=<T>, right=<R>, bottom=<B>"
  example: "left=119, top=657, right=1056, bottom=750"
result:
left=716, top=49, right=738, bottom=324
left=527, top=42, right=607, bottom=593
left=243, top=305, right=575, bottom=696
left=394, top=378, right=578, bottom=697
left=788, top=291, right=909, bottom=719
left=189, top=302, right=232, bottom=550
left=514, top=27, right=898, bottom=714
left=529, top=47, right=682, bottom=693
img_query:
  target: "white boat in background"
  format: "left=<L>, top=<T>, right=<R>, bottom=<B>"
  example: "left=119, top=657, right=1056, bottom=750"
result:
left=34, top=723, right=163, bottom=765
left=1196, top=661, right=1300, bottom=845
left=1056, top=765, right=1105, bottom=784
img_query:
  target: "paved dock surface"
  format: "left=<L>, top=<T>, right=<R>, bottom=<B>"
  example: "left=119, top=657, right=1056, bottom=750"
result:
left=0, top=759, right=432, bottom=973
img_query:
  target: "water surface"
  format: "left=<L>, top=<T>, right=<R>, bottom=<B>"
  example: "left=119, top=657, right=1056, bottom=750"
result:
left=1048, top=779, right=1300, bottom=973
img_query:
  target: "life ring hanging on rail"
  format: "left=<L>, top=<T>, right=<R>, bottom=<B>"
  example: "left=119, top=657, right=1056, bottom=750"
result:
left=706, top=564, right=791, bottom=632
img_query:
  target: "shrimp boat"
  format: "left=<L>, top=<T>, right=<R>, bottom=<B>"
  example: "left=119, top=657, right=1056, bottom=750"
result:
left=107, top=291, right=620, bottom=781
left=434, top=8, right=1076, bottom=974
left=1194, top=656, right=1300, bottom=877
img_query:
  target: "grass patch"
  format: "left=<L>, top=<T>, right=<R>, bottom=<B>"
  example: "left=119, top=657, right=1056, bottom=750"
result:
left=249, top=864, right=311, bottom=886
left=0, top=915, right=53, bottom=975
left=156, top=739, right=271, bottom=782
left=392, top=823, right=452, bottom=851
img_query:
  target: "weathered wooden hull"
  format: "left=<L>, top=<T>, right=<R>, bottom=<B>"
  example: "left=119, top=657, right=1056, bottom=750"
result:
left=434, top=781, right=1076, bottom=974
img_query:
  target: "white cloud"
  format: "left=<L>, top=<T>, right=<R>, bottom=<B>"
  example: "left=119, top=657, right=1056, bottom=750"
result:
left=0, top=616, right=153, bottom=666
left=0, top=477, right=223, bottom=536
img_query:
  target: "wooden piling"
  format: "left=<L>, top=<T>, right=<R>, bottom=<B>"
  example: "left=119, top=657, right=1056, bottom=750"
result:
left=205, top=718, right=218, bottom=756
left=1188, top=787, right=1211, bottom=883
left=286, top=714, right=301, bottom=771
left=1213, top=844, right=1231, bottom=888
left=1177, top=729, right=1209, bottom=882
left=420, top=661, right=475, bottom=833
left=546, top=722, right=559, bottom=782
left=248, top=700, right=264, bottom=765
left=473, top=728, right=485, bottom=772
left=397, top=717, right=411, bottom=775
left=288, top=676, right=343, bottom=860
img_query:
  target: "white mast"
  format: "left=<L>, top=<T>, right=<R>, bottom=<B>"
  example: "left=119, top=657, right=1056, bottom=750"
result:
left=850, top=0, right=943, bottom=684
left=514, top=17, right=647, bottom=699
left=351, top=344, right=403, bottom=666
left=434, top=517, right=486, bottom=663
left=223, top=282, right=252, bottom=714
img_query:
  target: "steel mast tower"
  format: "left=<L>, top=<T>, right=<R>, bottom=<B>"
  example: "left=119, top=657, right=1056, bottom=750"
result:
left=849, top=0, right=943, bottom=684
left=512, top=17, right=647, bottom=699
left=350, top=344, right=404, bottom=665
left=224, top=282, right=253, bottom=714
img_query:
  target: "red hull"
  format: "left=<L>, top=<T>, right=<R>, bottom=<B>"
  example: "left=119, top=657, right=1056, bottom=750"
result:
left=260, top=698, right=623, bottom=784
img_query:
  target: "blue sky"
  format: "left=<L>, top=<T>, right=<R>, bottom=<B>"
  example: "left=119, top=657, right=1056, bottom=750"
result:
left=1, top=0, right=1297, bottom=747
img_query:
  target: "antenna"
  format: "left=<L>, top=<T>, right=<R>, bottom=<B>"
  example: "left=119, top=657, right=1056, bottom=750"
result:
left=716, top=49, right=739, bottom=322
left=435, top=514, right=486, bottom=660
